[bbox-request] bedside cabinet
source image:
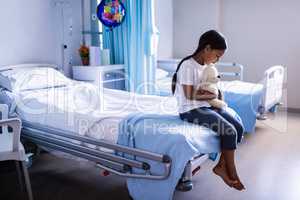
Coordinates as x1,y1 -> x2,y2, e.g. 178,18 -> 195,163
72,65 -> 126,90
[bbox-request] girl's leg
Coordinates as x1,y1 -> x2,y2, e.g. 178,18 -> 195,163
217,151 -> 226,166
217,108 -> 245,143
215,109 -> 246,189
180,107 -> 238,150
222,149 -> 245,190
212,152 -> 234,187
180,107 -> 244,190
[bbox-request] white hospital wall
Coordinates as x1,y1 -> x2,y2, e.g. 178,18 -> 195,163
173,0 -> 220,58
155,0 -> 174,59
173,0 -> 300,109
0,0 -> 82,76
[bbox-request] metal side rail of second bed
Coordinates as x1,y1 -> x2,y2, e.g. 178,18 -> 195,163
257,65 -> 285,120
21,121 -> 172,180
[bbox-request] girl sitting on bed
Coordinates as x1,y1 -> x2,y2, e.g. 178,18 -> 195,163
172,30 -> 245,190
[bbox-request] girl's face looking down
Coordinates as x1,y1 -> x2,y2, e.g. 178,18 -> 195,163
202,45 -> 225,65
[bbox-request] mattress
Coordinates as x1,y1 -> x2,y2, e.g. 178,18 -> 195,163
219,80 -> 263,95
0,82 -> 178,144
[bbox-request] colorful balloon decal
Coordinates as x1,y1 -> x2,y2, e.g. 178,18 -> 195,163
97,0 -> 126,28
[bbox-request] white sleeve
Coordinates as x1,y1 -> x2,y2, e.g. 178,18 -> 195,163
177,62 -> 194,85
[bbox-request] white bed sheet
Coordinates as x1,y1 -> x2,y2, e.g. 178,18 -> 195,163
219,80 -> 263,95
3,81 -> 178,144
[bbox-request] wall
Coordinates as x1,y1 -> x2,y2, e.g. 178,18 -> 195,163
173,0 -> 220,58
0,0 -> 82,76
0,0 -> 174,75
220,0 -> 299,109
155,0 -> 174,59
173,0 -> 300,109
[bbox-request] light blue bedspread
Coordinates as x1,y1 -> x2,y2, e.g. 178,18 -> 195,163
220,81 -> 264,133
117,108 -> 241,200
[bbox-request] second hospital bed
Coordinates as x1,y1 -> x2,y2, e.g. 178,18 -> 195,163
0,63 -> 244,200
155,59 -> 285,133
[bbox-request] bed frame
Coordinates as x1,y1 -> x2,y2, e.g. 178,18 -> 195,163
0,63 -> 209,192
157,59 -> 285,119
216,63 -> 285,119
157,59 -> 244,81
258,65 -> 285,118
20,121 -> 206,191
21,121 -> 172,180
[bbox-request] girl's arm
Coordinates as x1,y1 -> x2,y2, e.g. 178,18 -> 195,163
182,85 -> 217,101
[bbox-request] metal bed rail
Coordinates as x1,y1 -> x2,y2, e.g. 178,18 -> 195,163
257,65 -> 285,119
21,121 -> 172,180
157,59 -> 244,81
215,62 -> 244,81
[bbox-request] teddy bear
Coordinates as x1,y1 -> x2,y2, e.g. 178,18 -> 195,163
198,64 -> 227,109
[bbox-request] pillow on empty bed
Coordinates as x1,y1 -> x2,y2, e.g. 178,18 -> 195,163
0,67 -> 71,92
156,68 -> 169,79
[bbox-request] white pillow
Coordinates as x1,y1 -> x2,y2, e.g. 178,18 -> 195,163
0,67 -> 71,92
156,68 -> 169,79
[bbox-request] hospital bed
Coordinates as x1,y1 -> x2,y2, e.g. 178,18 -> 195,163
0,63 -> 237,199
156,59 -> 285,133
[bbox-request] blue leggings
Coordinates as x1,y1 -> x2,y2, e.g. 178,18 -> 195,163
179,107 -> 244,150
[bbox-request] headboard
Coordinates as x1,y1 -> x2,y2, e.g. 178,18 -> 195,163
157,59 -> 181,77
215,62 -> 244,81
157,59 -> 244,81
0,63 -> 59,72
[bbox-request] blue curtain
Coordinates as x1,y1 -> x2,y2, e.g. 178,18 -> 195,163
103,0 -> 159,94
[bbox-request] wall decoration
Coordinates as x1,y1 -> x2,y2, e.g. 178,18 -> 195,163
97,0 -> 126,28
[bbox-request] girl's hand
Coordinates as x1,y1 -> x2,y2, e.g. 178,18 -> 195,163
212,107 -> 220,112
195,89 -> 217,100
196,89 -> 214,95
182,85 -> 217,101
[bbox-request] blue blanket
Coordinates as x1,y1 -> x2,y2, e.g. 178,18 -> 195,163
117,108 -> 241,200
221,81 -> 264,133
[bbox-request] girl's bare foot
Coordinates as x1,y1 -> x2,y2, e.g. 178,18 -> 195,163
219,150 -> 246,191
232,180 -> 245,191
226,167 -> 245,191
213,164 -> 234,188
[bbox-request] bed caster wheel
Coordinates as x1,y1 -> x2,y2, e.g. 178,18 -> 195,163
25,153 -> 34,168
257,114 -> 267,120
269,103 -> 282,113
176,180 -> 193,192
